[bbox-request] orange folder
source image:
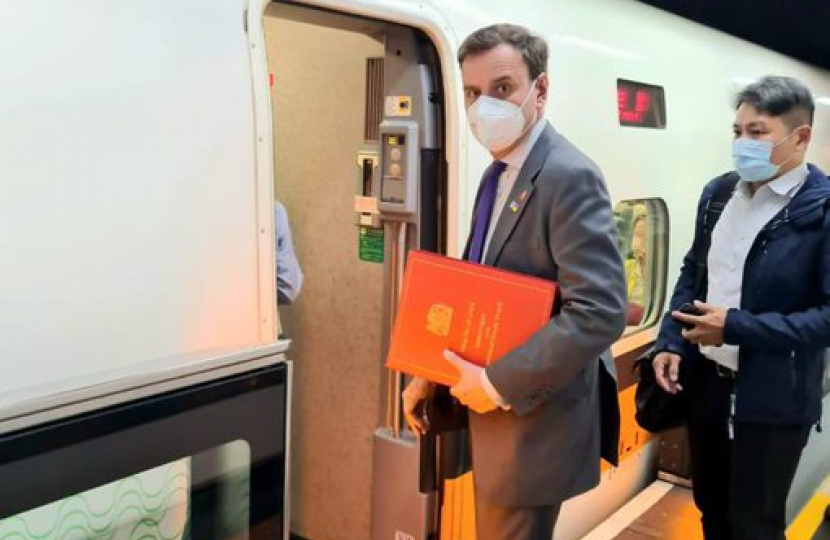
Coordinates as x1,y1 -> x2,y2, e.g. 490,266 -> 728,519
386,251 -> 558,386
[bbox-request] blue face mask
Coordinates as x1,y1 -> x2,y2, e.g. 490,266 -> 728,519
732,130 -> 798,182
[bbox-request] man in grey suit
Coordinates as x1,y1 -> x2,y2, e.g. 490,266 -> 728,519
402,24 -> 627,540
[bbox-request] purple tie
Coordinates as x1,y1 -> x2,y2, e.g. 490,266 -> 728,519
467,160 -> 507,264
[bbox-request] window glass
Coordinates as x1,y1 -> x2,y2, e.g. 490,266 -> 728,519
613,198 -> 669,334
0,441 -> 251,540
0,363 -> 287,540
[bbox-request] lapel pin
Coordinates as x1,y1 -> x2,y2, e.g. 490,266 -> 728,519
509,200 -> 520,213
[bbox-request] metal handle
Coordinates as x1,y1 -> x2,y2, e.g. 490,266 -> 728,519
383,220 -> 409,438
384,222 -> 399,432
392,222 -> 408,437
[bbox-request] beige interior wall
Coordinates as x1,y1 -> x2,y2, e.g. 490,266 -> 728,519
264,8 -> 386,540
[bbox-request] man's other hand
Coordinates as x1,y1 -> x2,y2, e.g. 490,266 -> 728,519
445,350 -> 498,414
402,377 -> 433,436
653,352 -> 683,394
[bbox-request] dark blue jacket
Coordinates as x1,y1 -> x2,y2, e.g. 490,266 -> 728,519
656,164 -> 830,426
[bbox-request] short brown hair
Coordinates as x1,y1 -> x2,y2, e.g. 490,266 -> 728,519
458,24 -> 548,80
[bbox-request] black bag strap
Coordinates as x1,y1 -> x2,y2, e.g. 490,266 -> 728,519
693,171 -> 740,298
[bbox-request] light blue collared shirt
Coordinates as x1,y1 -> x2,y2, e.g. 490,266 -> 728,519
275,201 -> 303,304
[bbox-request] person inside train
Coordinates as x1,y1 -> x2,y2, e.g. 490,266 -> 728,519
625,210 -> 649,325
653,76 -> 830,540
274,199 -> 303,305
402,23 -> 627,540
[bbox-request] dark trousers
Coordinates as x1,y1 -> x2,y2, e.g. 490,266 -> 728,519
687,360 -> 811,540
474,491 -> 561,540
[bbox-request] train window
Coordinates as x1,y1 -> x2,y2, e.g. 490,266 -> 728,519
0,441 -> 252,540
617,79 -> 667,129
613,198 -> 669,334
0,363 -> 288,540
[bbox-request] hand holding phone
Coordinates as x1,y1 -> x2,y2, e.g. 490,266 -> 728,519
675,302 -> 704,329
678,302 -> 704,316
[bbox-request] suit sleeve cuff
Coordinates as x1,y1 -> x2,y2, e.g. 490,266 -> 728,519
723,308 -> 744,345
481,370 -> 511,410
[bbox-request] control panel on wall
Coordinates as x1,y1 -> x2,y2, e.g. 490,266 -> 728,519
378,120 -> 419,218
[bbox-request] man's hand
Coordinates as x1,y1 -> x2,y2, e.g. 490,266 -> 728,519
652,352 -> 683,394
445,350 -> 498,414
402,377 -> 433,436
673,300 -> 727,346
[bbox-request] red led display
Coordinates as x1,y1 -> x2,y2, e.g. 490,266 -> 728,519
617,79 -> 666,129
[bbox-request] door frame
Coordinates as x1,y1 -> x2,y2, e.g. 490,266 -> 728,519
246,0 -> 467,259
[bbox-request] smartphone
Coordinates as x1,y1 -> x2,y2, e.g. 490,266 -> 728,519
676,302 -> 704,329
678,302 -> 704,316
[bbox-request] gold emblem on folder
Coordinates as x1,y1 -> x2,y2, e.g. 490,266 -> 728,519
426,304 -> 453,337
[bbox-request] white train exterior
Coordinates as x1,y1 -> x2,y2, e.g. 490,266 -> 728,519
1,0 -> 828,539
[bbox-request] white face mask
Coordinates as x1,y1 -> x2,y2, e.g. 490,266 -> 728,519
467,79 -> 538,153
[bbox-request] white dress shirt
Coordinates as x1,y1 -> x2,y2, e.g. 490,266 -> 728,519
701,162 -> 809,370
480,119 -> 546,408
482,119 -> 547,256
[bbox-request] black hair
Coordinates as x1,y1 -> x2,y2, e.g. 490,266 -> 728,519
734,76 -> 815,128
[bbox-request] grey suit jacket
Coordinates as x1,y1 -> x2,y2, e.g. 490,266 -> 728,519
463,122 -> 627,506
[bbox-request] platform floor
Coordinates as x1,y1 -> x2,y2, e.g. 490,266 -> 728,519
612,484 -> 702,540
583,480 -> 703,540
583,478 -> 830,540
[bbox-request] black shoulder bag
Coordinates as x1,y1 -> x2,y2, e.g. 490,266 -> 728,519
634,172 -> 739,432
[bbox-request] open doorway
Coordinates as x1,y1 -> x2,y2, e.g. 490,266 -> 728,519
263,4 -> 446,539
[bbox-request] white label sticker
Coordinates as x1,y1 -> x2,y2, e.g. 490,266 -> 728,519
354,196 -> 379,214
385,96 -> 413,117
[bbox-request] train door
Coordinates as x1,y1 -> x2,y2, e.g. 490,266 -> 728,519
262,4 -> 446,539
